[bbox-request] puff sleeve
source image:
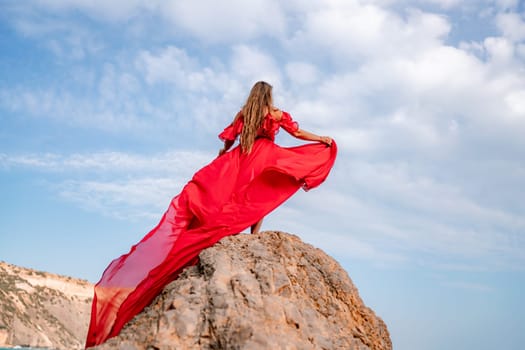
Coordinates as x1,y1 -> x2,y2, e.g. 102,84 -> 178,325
280,111 -> 299,134
218,115 -> 244,141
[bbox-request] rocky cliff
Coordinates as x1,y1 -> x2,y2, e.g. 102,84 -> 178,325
0,261 -> 93,349
93,231 -> 391,350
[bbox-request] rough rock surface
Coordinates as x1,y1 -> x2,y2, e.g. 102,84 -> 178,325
0,261 -> 93,349
93,231 -> 392,350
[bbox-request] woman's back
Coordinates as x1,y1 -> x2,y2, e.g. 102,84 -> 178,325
219,110 -> 299,143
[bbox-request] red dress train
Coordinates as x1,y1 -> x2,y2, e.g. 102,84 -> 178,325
85,112 -> 337,347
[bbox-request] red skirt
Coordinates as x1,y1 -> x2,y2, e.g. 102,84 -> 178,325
85,139 -> 337,347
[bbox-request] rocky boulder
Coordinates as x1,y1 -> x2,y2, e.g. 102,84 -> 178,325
94,231 -> 391,350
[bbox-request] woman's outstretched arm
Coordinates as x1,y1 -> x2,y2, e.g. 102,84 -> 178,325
291,128 -> 332,146
273,108 -> 332,146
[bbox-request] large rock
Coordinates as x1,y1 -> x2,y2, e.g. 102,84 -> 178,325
0,261 -> 93,349
94,231 -> 391,350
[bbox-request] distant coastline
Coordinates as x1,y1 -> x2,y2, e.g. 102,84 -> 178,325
0,261 -> 92,350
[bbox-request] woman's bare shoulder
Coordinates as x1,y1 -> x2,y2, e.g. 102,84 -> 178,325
269,107 -> 283,121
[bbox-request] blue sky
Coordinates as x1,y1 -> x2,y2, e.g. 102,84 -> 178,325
1,0 -> 524,349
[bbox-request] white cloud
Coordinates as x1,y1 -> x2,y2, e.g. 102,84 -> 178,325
288,5 -> 450,64
31,0 -> 152,22
284,157 -> 525,269
1,150 -> 213,220
58,178 -> 182,219
0,86 -> 150,132
329,128 -> 380,153
134,45 -> 249,132
505,90 -> 525,116
494,0 -> 520,11
496,12 -> 525,42
0,150 -> 211,175
137,46 -> 208,89
159,0 -> 286,43
230,45 -> 283,88
285,62 -> 319,86
484,36 -> 516,65
6,6 -> 105,60
421,0 -> 463,8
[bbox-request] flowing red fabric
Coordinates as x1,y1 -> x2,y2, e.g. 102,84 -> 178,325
85,112 -> 337,348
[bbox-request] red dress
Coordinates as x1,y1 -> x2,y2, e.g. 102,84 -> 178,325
85,112 -> 337,347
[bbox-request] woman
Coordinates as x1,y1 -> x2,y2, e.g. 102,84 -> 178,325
85,81 -> 337,348
218,81 -> 333,234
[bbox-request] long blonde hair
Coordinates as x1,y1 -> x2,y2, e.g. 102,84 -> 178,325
239,81 -> 273,153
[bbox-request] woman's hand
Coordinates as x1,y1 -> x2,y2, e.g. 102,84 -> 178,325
319,136 -> 332,146
218,139 -> 235,157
